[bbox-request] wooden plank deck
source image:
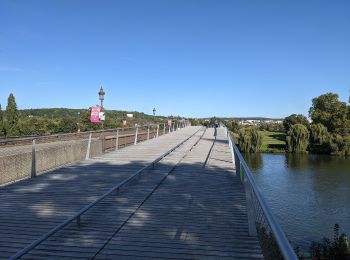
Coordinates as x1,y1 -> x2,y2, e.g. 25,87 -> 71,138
0,127 -> 263,259
0,127 -> 201,259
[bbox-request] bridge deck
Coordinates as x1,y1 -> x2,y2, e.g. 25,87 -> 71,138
0,127 -> 262,259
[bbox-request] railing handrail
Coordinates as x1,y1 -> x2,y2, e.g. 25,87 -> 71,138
0,122 -> 180,144
225,127 -> 298,260
9,126 -> 201,260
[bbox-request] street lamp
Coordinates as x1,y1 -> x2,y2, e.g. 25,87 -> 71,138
153,108 -> 156,116
98,86 -> 105,108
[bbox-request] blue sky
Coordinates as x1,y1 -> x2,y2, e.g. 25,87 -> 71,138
0,0 -> 349,118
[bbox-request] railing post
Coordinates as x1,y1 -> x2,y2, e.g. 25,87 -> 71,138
246,185 -> 257,236
85,133 -> 92,160
147,125 -> 150,140
115,129 -> 119,151
156,125 -> 159,138
101,132 -> 105,152
31,139 -> 36,178
134,127 -> 138,145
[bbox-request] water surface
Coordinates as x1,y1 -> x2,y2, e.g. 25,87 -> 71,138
245,153 -> 350,251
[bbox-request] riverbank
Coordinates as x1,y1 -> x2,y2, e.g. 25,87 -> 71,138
259,130 -> 286,153
231,130 -> 287,153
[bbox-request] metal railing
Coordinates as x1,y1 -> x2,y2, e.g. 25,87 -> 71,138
0,121 -> 191,186
225,127 -> 298,260
9,126 -> 201,260
0,120 -> 191,147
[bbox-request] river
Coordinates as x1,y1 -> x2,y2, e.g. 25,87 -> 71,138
244,153 -> 350,252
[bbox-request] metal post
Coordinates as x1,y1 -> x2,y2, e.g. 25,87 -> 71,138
86,133 -> 92,160
31,139 -> 36,178
247,185 -> 257,236
115,129 -> 119,151
147,126 -> 150,140
101,132 -> 105,152
156,125 -> 159,138
134,127 -> 138,145
163,123 -> 166,135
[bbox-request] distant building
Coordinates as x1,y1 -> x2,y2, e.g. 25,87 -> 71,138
126,114 -> 133,118
238,119 -> 283,126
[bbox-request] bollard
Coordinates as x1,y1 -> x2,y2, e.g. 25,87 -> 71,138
134,127 -> 138,145
115,129 -> 119,151
156,125 -> 159,138
31,139 -> 36,178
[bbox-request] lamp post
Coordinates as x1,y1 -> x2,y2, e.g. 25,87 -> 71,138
98,86 -> 105,129
98,86 -> 105,109
153,108 -> 156,116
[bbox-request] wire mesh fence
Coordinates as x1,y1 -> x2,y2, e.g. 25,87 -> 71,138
226,127 -> 298,260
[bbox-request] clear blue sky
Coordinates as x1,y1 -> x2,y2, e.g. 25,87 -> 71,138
0,0 -> 349,118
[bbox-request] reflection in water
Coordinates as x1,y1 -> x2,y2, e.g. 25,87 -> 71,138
285,153 -> 309,171
246,153 -> 350,252
243,153 -> 263,171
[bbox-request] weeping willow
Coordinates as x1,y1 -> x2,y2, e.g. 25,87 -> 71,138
286,124 -> 309,153
238,127 -> 262,153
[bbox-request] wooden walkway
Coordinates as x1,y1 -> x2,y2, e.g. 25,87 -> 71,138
0,127 -> 263,259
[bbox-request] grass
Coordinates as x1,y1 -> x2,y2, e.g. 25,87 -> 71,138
259,130 -> 286,153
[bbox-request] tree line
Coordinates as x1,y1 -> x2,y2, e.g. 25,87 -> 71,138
0,93 -> 167,137
227,92 -> 350,156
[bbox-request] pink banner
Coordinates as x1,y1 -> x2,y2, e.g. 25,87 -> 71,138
90,106 -> 101,123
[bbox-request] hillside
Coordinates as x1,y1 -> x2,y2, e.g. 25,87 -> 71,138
19,108 -> 161,120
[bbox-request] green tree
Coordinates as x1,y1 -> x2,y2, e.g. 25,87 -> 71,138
5,93 -> 20,136
283,114 -> 310,132
309,93 -> 349,135
238,127 -> 263,153
309,123 -> 330,154
80,109 -> 99,131
189,118 -> 200,126
310,123 -> 329,145
56,117 -> 77,133
229,120 -> 240,133
0,104 -> 4,136
328,134 -> 350,156
310,224 -> 350,259
286,124 -> 309,153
